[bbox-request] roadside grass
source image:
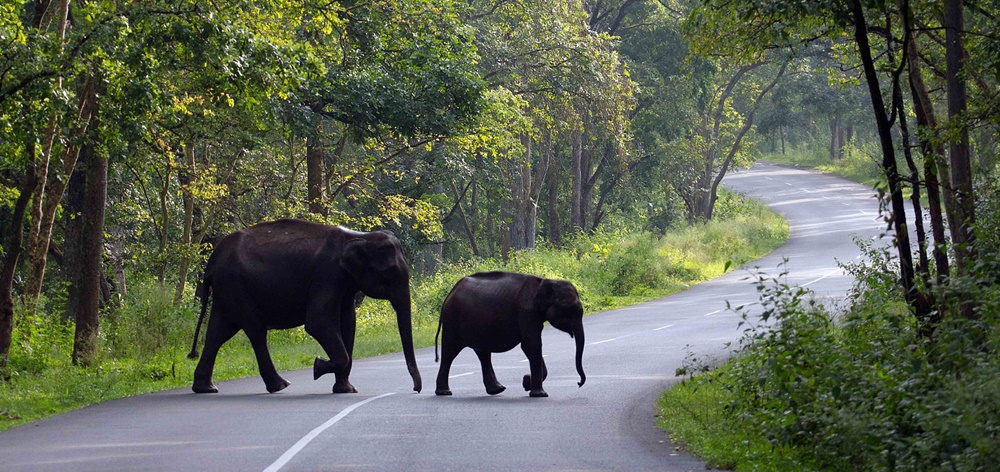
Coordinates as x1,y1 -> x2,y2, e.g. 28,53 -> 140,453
0,191 -> 787,432
761,142 -> 884,187
658,365 -> 812,472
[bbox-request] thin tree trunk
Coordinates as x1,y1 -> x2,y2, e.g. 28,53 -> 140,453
851,0 -> 916,304
570,124 -> 583,232
449,181 -> 480,257
23,70 -> 99,305
547,138 -> 562,247
0,143 -> 37,374
174,143 -> 197,304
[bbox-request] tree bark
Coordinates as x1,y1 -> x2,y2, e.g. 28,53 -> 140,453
72,116 -> 107,366
173,143 -> 197,304
449,180 -> 480,257
0,143 -> 37,374
943,0 -> 976,273
23,70 -> 99,306
570,124 -> 583,232
850,0 -> 916,303
306,116 -> 327,216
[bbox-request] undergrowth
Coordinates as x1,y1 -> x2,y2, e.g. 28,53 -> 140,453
659,239 -> 1000,471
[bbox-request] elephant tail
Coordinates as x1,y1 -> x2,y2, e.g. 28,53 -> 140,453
187,279 -> 210,359
434,315 -> 441,363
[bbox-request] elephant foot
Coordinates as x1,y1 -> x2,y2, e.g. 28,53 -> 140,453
435,388 -> 453,396
522,374 -> 531,391
529,389 -> 549,398
266,378 -> 291,393
332,380 -> 358,394
313,357 -> 337,380
485,383 -> 506,395
192,382 -> 218,394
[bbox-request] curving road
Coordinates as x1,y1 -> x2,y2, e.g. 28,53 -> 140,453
0,163 -> 886,471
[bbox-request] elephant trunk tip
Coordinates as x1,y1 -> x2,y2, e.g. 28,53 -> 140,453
577,376 -> 586,388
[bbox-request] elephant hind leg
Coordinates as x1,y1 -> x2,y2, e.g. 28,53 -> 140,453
244,328 -> 290,393
435,343 -> 463,396
474,349 -> 505,395
192,312 -> 240,394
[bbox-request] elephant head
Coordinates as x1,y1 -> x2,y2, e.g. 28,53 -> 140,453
536,279 -> 587,387
341,231 -> 421,392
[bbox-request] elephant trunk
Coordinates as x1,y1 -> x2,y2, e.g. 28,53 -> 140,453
574,324 -> 586,387
391,291 -> 422,393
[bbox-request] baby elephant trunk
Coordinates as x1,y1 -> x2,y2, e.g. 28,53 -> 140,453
574,325 -> 586,387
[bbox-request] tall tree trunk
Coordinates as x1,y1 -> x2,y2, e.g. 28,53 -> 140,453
850,0 -> 916,304
174,143 -> 197,304
73,113 -> 107,366
905,8 -> 950,283
449,180 -> 480,257
546,138 -> 562,247
943,0 -> 976,273
830,114 -> 842,160
63,151 -> 88,322
570,124 -> 583,232
0,143 -> 38,375
23,70 -> 99,307
306,116 -> 327,216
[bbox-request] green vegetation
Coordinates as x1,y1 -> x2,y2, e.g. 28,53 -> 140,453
0,194 -> 787,432
659,182 -> 1000,471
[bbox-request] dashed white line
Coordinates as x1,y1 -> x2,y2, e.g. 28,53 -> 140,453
802,268 -> 842,287
653,324 -> 674,331
449,372 -> 474,379
703,309 -> 723,317
263,393 -> 394,472
589,337 -> 621,346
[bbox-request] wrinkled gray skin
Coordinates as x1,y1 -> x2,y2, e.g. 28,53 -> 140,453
188,219 -> 421,394
434,271 -> 586,398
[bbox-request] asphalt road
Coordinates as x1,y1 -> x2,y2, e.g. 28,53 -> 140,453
0,163 -> 887,471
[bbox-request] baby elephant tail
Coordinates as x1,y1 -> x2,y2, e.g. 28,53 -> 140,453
434,315 -> 442,363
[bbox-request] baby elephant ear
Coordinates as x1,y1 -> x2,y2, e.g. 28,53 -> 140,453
340,238 -> 368,277
534,278 -> 556,315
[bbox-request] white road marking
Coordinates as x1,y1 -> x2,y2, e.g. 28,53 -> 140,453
262,393 -> 394,472
449,372 -> 474,379
590,337 -> 623,346
703,309 -> 723,317
801,268 -> 841,287
653,324 -> 674,331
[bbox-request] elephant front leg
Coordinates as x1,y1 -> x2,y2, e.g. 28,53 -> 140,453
305,299 -> 355,393
332,299 -> 358,393
521,343 -> 548,398
474,349 -> 505,395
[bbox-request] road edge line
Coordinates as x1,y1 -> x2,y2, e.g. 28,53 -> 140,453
262,392 -> 395,472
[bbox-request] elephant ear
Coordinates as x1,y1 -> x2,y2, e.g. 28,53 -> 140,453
533,279 -> 557,318
340,238 -> 369,279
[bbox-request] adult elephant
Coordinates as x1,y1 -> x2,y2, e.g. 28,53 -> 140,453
187,219 -> 421,395
434,271 -> 586,397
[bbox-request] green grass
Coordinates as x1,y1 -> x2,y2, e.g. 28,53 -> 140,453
0,193 -> 787,432
761,142 -> 884,188
658,366 -> 813,472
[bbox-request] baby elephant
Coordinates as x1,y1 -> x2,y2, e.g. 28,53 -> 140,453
434,271 -> 586,397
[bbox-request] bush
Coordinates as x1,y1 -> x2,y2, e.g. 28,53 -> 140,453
668,240 -> 1000,471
